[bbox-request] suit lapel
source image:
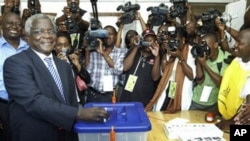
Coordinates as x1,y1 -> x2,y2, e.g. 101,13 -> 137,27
26,49 -> 67,103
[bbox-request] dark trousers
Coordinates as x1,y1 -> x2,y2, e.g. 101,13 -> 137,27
0,99 -> 11,141
57,128 -> 78,141
86,87 -> 113,103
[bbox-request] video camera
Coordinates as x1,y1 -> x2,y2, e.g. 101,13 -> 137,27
198,8 -> 221,35
147,3 -> 169,26
170,0 -> 188,18
167,26 -> 180,51
85,0 -> 108,50
28,0 -> 41,15
85,28 -> 108,50
134,38 -> 151,48
116,1 -> 140,27
191,40 -> 210,58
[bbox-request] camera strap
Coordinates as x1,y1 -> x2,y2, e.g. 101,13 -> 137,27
124,52 -> 145,93
167,56 -> 179,81
132,52 -> 145,75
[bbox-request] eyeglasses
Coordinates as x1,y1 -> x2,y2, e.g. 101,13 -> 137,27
31,29 -> 56,36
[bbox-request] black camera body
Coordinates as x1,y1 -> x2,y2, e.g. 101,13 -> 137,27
116,1 -> 140,26
66,16 -> 79,34
198,8 -> 221,35
191,41 -> 211,58
168,39 -> 180,51
167,26 -> 180,51
85,18 -> 108,50
147,3 -> 169,26
134,38 -> 151,48
170,0 -> 188,18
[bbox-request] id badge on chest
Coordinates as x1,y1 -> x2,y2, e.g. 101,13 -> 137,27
199,86 -> 212,102
168,81 -> 177,99
103,75 -> 113,92
124,74 -> 138,92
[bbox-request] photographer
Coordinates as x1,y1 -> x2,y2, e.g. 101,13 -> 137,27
146,3 -> 169,28
156,24 -> 170,72
116,1 -> 140,28
115,11 -> 147,101
168,0 -> 195,26
116,11 -> 147,49
86,25 -> 127,103
120,29 -> 161,107
189,33 -> 231,112
55,0 -> 89,50
215,16 -> 238,55
145,26 -> 195,112
54,31 -> 90,105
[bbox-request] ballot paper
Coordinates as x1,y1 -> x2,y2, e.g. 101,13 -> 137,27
164,122 -> 225,141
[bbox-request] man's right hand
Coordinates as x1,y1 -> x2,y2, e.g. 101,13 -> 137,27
77,107 -> 109,122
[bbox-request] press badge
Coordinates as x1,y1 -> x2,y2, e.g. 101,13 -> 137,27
124,74 -> 138,92
168,81 -> 177,99
200,86 -> 212,102
103,75 -> 113,92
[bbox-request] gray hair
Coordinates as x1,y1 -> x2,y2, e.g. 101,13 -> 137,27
24,14 -> 56,35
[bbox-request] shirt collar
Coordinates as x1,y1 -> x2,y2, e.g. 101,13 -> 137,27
0,36 -> 29,50
31,48 -> 53,61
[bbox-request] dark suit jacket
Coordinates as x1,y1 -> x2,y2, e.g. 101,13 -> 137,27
3,48 -> 79,141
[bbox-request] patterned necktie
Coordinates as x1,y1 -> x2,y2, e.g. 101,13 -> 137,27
44,57 -> 66,102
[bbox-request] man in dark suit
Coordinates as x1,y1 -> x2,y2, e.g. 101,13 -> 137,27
3,14 -> 109,141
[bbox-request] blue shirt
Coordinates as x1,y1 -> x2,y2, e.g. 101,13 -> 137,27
0,37 -> 29,100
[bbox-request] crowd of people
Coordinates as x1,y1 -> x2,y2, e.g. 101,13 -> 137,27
0,0 -> 250,141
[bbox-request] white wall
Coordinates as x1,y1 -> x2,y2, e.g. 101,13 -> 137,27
9,1 -> 175,46
0,0 -> 238,30
0,0 -> 241,47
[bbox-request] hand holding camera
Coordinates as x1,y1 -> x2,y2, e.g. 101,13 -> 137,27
196,52 -> 208,66
147,3 -> 169,26
57,49 -> 68,62
191,40 -> 210,58
116,1 -> 140,27
149,41 -> 160,57
169,0 -> 188,18
134,37 -> 151,48
95,38 -> 104,54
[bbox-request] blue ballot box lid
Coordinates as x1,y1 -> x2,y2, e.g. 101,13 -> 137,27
74,102 -> 151,133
